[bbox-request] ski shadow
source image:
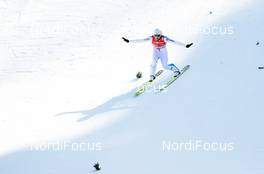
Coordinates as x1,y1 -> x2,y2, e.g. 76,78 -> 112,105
56,89 -> 137,122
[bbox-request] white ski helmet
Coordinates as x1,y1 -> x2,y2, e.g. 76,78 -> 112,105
153,28 -> 162,35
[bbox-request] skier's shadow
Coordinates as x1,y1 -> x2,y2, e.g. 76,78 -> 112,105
56,89 -> 136,122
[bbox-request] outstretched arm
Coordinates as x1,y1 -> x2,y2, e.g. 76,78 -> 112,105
165,36 -> 193,48
122,36 -> 152,43
164,36 -> 186,46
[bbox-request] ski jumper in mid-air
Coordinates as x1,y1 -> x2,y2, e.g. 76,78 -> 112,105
122,28 -> 193,82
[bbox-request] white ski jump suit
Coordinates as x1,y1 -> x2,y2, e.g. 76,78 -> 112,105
130,35 -> 185,76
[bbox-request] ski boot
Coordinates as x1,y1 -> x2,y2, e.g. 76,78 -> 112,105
149,75 -> 156,82
174,70 -> 181,77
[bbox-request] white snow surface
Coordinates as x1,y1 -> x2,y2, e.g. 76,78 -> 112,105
0,0 -> 263,173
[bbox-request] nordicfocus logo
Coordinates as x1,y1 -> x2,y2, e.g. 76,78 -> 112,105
186,25 -> 235,36
162,140 -> 235,152
202,25 -> 235,35
29,141 -> 102,152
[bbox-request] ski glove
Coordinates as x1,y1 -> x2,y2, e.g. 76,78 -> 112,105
186,43 -> 193,48
122,37 -> 129,43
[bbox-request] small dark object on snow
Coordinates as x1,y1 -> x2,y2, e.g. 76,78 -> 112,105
93,162 -> 101,171
136,71 -> 142,79
209,11 -> 213,14
256,42 -> 260,45
122,37 -> 129,43
258,66 -> 264,69
186,43 -> 193,48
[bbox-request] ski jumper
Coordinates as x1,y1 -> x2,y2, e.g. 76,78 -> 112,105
129,35 -> 185,76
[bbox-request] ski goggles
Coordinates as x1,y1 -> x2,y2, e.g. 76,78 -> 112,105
154,34 -> 161,39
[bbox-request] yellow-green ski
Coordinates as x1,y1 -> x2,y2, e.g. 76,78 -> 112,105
134,70 -> 163,96
159,65 -> 190,92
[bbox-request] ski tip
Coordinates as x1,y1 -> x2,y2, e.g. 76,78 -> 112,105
182,65 -> 190,71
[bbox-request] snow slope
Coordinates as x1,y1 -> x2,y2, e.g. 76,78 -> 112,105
0,0 -> 263,173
